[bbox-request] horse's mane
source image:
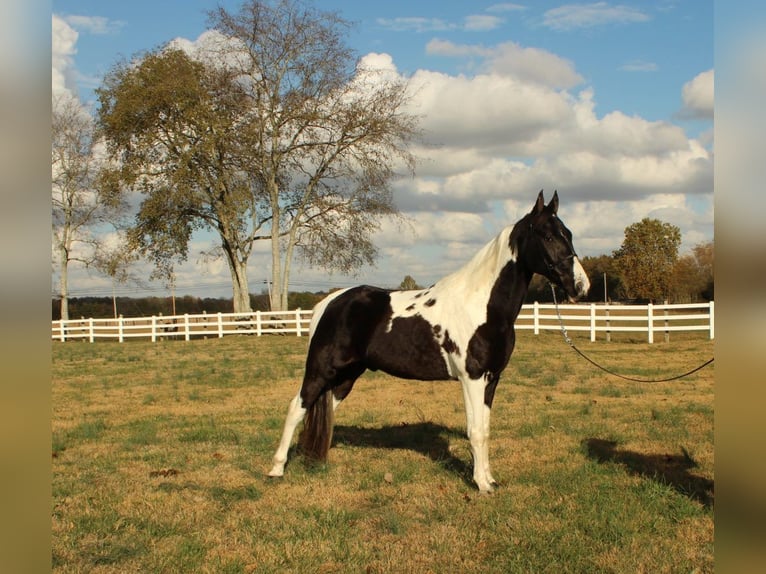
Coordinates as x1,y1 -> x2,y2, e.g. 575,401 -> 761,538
434,214 -> 531,296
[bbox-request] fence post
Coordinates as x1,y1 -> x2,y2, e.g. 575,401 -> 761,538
118,314 -> 124,343
664,302 -> 670,343
647,303 -> 653,344
295,308 -> 302,336
590,303 -> 596,342
533,301 -> 539,335
217,312 -> 224,338
254,310 -> 261,336
151,316 -> 157,343
184,314 -> 190,341
709,301 -> 715,339
605,306 -> 611,343
88,318 -> 94,343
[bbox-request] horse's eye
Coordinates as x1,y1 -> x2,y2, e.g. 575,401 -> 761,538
545,234 -> 553,242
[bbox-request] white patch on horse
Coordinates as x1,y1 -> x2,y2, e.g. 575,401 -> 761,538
386,226 -> 516,379
573,256 -> 590,297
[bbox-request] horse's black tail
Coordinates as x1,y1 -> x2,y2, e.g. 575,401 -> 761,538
299,388 -> 334,462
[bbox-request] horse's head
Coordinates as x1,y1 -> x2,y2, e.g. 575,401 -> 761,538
518,190 -> 590,301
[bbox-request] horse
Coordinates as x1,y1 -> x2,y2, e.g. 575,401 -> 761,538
267,190 -> 590,492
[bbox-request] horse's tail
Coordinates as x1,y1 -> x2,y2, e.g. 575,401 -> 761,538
299,388 -> 334,462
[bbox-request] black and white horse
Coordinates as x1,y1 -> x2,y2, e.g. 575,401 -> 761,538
268,191 -> 590,491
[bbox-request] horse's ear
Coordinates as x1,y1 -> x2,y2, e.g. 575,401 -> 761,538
547,190 -> 559,214
532,190 -> 545,215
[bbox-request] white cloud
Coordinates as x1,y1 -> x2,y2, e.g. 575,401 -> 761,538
487,3 -> 527,13
680,69 -> 714,119
543,2 -> 650,31
61,15 -> 123,35
407,68 -> 575,152
426,39 -> 582,89
376,17 -> 455,33
464,15 -> 503,31
52,15 -> 78,97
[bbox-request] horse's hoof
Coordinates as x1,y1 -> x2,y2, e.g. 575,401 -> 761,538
266,467 -> 285,478
477,483 -> 496,494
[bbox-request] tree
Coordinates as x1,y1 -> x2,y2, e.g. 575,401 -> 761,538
580,254 -> 622,303
692,241 -> 714,300
97,0 -> 419,313
613,218 -> 681,302
208,0 -> 419,310
52,94 -> 123,321
669,240 -> 714,302
398,275 -> 422,290
97,48 -> 261,313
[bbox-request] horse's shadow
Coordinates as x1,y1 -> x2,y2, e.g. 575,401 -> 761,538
331,422 -> 474,487
582,438 -> 714,508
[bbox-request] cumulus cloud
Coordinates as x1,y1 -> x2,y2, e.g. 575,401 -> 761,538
680,69 -> 714,119
52,15 -> 78,97
543,2 -> 650,31
426,39 -> 582,89
377,41 -> 713,275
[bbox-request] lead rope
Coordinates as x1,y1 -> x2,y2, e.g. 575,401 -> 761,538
549,284 -> 714,383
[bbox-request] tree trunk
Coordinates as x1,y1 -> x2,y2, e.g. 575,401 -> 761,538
58,243 -> 69,322
223,247 -> 252,314
269,182 -> 285,311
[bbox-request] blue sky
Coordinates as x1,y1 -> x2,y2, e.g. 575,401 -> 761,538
52,1 -> 714,298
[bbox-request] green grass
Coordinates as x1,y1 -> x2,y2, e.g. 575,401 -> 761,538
52,333 -> 714,573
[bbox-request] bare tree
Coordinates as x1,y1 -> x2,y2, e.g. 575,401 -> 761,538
91,233 -> 142,318
209,0 -> 419,310
52,95 -> 123,320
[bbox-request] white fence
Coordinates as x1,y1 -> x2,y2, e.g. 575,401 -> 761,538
52,301 -> 714,344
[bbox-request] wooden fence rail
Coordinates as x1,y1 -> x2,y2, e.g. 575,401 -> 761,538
52,302 -> 714,344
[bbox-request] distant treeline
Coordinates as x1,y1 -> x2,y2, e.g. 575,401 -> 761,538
54,286 -> 569,320
53,292 -> 327,320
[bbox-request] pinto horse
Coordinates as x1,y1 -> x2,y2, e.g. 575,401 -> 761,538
268,190 -> 590,491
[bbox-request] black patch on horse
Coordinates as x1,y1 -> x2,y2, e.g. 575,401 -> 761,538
442,329 -> 460,356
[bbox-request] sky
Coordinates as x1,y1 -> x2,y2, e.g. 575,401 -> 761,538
52,0 -> 714,300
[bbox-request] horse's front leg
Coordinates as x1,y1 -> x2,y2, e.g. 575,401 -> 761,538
463,377 -> 498,492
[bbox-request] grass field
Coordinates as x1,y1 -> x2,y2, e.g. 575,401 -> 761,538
52,331 -> 714,573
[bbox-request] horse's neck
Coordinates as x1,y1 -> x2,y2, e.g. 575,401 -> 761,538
436,226 -> 519,299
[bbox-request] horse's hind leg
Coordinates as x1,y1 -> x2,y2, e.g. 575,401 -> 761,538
330,364 -> 365,412
267,391 -> 306,477
268,363 -> 363,476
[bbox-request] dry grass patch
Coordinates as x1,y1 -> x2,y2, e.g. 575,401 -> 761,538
53,333 -> 713,573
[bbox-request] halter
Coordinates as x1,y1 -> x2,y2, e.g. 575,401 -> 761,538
541,227 -> 577,271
